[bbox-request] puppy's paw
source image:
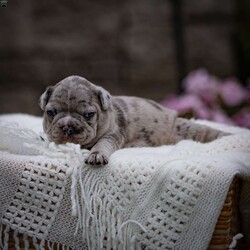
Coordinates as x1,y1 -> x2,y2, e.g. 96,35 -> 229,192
85,151 -> 109,166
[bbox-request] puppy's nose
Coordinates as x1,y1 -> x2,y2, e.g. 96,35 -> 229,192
62,125 -> 77,136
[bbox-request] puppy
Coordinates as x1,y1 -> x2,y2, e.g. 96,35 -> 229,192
39,76 -> 227,165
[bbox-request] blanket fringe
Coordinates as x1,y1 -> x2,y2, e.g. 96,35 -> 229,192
69,163 -> 148,249
0,223 -> 2,249
229,233 -> 243,249
13,230 -> 20,250
24,234 -> 30,249
3,224 -> 10,250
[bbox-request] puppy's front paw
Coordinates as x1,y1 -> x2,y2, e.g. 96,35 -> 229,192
85,151 -> 109,166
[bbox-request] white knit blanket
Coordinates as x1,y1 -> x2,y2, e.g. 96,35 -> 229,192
0,114 -> 250,250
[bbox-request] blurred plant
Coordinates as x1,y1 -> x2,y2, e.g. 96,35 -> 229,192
162,69 -> 250,128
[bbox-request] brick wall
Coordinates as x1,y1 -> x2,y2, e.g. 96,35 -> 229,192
0,0 -> 238,115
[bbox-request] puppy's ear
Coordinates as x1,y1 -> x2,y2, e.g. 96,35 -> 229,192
97,87 -> 112,111
39,86 -> 54,110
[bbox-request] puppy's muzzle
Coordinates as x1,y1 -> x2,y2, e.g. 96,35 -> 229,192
61,125 -> 80,136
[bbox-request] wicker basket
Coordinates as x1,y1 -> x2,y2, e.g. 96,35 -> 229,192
5,178 -> 240,250
208,177 -> 240,249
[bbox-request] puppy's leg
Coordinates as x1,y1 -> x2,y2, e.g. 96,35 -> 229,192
174,118 -> 229,143
124,141 -> 149,148
85,133 -> 125,165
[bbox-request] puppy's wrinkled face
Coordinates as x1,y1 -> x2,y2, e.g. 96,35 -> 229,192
39,76 -> 112,147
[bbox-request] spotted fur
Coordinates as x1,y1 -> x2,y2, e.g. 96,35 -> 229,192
40,75 -> 228,165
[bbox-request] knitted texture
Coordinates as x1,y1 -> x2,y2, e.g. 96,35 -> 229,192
0,114 -> 250,250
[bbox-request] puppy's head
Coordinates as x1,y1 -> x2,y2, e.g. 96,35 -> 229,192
39,76 -> 113,147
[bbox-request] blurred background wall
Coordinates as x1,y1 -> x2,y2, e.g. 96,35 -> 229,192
0,0 -> 249,115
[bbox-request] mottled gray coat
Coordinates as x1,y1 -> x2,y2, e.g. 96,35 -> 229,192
39,76 -> 227,165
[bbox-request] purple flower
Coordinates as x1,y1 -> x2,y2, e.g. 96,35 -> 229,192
194,106 -> 211,120
210,108 -> 235,125
233,108 -> 250,129
162,94 -> 200,114
182,69 -> 220,104
162,94 -> 211,119
161,69 -> 249,128
220,79 -> 249,106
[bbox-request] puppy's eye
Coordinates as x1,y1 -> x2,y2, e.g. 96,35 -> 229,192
47,109 -> 57,117
83,112 -> 95,120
